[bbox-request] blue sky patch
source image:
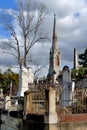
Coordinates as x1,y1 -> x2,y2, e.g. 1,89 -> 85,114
74,12 -> 80,17
0,0 -> 15,9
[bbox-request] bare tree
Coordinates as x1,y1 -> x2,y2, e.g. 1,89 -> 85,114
0,0 -> 47,70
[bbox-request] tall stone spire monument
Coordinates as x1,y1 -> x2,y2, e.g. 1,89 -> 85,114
74,48 -> 78,69
48,14 -> 61,83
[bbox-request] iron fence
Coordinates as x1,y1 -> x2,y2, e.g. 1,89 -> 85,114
28,82 -> 87,114
57,87 -> 87,114
28,90 -> 45,114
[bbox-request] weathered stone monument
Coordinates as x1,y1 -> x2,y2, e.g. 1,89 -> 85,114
44,87 -> 58,124
0,88 -> 3,98
4,95 -> 11,110
17,67 -> 34,97
24,87 -> 58,123
60,66 -> 72,107
28,67 -> 34,85
48,14 -> 61,83
74,48 -> 78,69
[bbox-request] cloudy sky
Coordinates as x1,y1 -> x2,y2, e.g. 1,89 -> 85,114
0,0 -> 87,77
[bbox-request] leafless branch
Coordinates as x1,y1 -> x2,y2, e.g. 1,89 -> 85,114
0,0 -> 47,70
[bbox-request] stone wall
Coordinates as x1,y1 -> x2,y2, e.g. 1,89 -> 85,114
1,114 -> 23,130
59,121 -> 87,130
24,120 -> 87,130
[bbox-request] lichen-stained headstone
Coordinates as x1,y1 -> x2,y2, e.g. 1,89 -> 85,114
60,66 -> 72,107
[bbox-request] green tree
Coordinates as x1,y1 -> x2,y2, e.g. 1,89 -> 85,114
79,48 -> 87,67
71,67 -> 85,81
0,69 -> 18,95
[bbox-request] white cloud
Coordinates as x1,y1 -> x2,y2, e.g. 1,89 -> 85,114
0,0 -> 87,76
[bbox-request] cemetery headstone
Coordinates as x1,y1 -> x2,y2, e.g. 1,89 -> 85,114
17,67 -> 34,97
4,95 -> 11,110
0,88 -> 3,98
60,66 -> 72,107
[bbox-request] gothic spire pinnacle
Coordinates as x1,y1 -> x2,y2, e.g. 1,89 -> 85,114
53,14 -> 56,37
52,14 -> 58,49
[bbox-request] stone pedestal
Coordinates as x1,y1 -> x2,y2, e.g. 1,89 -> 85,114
24,90 -> 32,119
44,87 -> 58,124
17,67 -> 34,97
17,67 -> 28,97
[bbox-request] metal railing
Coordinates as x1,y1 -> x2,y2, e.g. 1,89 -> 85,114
57,87 -> 87,114
28,82 -> 87,115
28,90 -> 45,114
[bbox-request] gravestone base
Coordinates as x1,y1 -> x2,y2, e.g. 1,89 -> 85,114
44,112 -> 58,124
17,87 -> 28,97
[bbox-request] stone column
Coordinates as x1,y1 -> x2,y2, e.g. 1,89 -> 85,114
24,90 -> 32,119
71,79 -> 75,104
74,48 -> 78,69
44,87 -> 58,124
